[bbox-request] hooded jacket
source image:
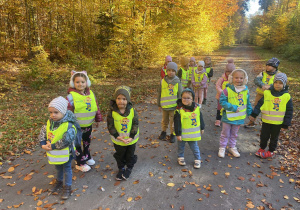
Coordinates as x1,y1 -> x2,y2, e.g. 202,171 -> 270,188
251,85 -> 293,129
174,99 -> 205,136
157,75 -> 183,111
107,100 -> 139,139
66,87 -> 103,123
39,110 -> 77,150
220,84 -> 252,125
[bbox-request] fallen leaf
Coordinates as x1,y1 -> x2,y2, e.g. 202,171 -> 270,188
83,185 -> 88,189
32,186 -> 36,193
246,201 -> 255,208
2,176 -> 13,179
167,183 -> 175,187
198,198 -> 203,201
23,175 -> 32,180
47,175 -> 54,178
149,172 -> 154,177
43,202 -> 58,208
8,167 -> 15,173
289,178 -> 295,183
7,183 -> 16,187
279,179 -> 284,183
135,195 -> 142,201
37,200 -> 43,206
103,175 -> 107,179
238,176 -> 245,181
114,181 -> 120,186
181,169 -> 188,172
235,187 -> 242,190
120,192 -> 125,197
12,202 -> 24,208
133,180 -> 139,184
225,172 -> 230,177
213,172 -> 218,175
95,165 -> 100,169
127,197 -> 133,202
284,195 -> 289,199
0,199 -> 3,203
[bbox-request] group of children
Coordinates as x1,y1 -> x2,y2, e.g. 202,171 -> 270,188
38,56 -> 293,200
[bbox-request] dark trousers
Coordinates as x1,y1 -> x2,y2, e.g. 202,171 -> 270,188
75,125 -> 92,166
216,110 -> 222,120
260,122 -> 282,152
113,143 -> 137,169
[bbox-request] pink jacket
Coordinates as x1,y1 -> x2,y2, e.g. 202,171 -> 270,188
66,87 -> 103,123
215,73 -> 228,100
191,70 -> 208,89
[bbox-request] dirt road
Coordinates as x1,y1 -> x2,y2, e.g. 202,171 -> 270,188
0,45 -> 299,210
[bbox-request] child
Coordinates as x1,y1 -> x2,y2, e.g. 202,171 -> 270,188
67,71 -> 103,172
178,57 -> 190,89
191,61 -> 208,105
39,96 -> 77,200
161,55 -> 172,80
107,86 -> 139,180
218,69 -> 252,158
174,88 -> 205,169
249,73 -> 293,158
158,62 -> 183,143
245,57 -> 280,128
203,56 -> 214,104
188,57 -> 197,87
215,59 -> 235,127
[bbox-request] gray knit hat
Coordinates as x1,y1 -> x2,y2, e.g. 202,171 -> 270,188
114,86 -> 131,102
266,57 -> 280,69
48,96 -> 68,115
166,62 -> 178,73
274,73 -> 287,88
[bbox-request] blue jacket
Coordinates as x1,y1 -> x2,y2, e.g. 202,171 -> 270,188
220,84 -> 252,125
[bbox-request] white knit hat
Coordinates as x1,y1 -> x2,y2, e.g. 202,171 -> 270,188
69,70 -> 91,88
48,96 -> 68,115
198,61 -> 205,67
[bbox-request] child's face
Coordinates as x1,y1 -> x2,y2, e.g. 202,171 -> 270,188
197,66 -> 203,71
74,76 -> 87,93
167,69 -> 176,77
204,58 -> 211,65
266,65 -> 276,73
232,71 -> 245,86
116,94 -> 128,110
182,92 -> 193,106
273,80 -> 284,91
48,107 -> 64,122
189,61 -> 195,66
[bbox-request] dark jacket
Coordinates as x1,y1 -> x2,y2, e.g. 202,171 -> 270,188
66,87 -> 103,123
174,99 -> 205,136
206,67 -> 214,78
39,110 -> 77,150
251,85 -> 293,129
107,100 -> 139,139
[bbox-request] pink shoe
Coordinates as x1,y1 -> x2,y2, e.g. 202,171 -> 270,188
215,120 -> 221,127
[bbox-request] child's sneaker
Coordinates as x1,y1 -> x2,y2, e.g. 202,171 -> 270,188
170,134 -> 176,143
218,147 -> 226,158
159,131 -> 167,140
86,158 -> 95,166
122,168 -> 132,180
194,160 -> 201,169
49,180 -> 63,193
116,168 -> 125,181
255,148 -> 265,157
244,121 -> 255,128
178,157 -> 186,166
202,98 -> 207,105
260,151 -> 274,159
75,164 -> 91,172
215,120 -> 221,127
228,147 -> 240,157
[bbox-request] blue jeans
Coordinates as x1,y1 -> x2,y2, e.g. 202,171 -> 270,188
55,155 -> 73,186
178,141 -> 201,160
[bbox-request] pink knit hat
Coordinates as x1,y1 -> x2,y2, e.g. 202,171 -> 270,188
165,55 -> 172,62
225,59 -> 235,72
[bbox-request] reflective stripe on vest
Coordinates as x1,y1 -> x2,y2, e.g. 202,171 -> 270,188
46,121 -> 71,165
110,108 -> 139,146
260,90 -> 290,124
160,79 -> 178,108
180,67 -> 189,87
71,90 -> 97,127
179,106 -> 201,141
226,88 -> 248,121
256,72 -> 275,94
188,67 -> 196,80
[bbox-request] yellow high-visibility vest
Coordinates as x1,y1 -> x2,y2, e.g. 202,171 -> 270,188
188,66 -> 196,80
71,90 -> 97,127
206,67 -> 211,74
46,121 -> 75,165
260,90 -> 290,125
222,76 -> 229,90
193,71 -> 207,83
226,88 -> 248,121
110,108 -> 139,146
256,72 -> 276,94
160,79 -> 178,108
177,106 -> 201,141
180,67 -> 189,88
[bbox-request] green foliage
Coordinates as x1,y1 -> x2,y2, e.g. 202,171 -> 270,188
277,43 -> 300,61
